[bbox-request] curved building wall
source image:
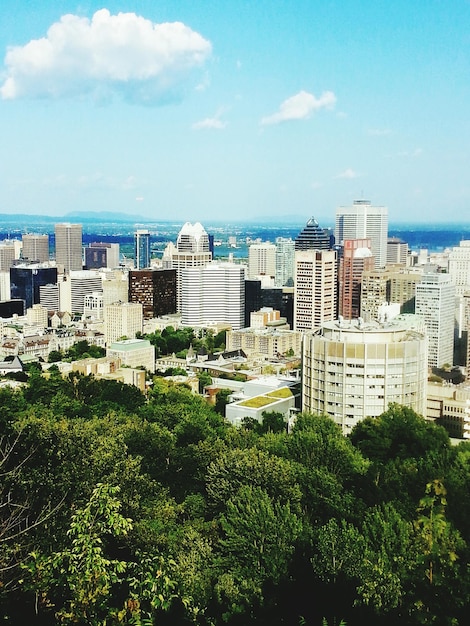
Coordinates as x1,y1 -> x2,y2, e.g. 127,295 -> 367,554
302,319 -> 428,434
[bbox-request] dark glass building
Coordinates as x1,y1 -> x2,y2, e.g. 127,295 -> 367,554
129,269 -> 176,319
10,264 -> 58,309
295,217 -> 333,251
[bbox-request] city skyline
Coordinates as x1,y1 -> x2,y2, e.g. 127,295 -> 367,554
1,1 -> 469,223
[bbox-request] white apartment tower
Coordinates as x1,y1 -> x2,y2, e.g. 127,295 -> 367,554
181,262 -> 245,329
335,200 -> 388,269
302,316 -> 428,434
415,273 -> 455,368
55,223 -> 83,272
294,249 -> 337,331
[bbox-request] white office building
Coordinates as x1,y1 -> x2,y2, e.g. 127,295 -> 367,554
335,200 -> 388,268
302,316 -> 428,434
181,262 -> 245,329
415,273 -> 455,368
162,222 -> 212,312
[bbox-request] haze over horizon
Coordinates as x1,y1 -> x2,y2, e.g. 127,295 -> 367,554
1,1 -> 469,224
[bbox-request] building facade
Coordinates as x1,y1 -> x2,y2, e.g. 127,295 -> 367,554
294,249 -> 336,331
415,273 -> 455,368
302,316 -> 428,434
104,301 -> 143,345
335,200 -> 388,268
22,234 -> 49,263
54,223 -> 83,272
181,262 -> 245,329
128,269 -> 177,320
338,239 -> 374,320
134,230 -> 151,269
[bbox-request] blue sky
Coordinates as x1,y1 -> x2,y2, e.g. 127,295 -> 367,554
0,1 -> 469,225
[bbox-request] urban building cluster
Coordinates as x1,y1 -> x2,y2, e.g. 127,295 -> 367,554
1,201 -> 470,438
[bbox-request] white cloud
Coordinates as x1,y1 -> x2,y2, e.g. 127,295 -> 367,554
192,107 -> 227,130
260,89 -> 336,125
192,117 -> 226,130
0,9 -> 212,103
334,168 -> 359,179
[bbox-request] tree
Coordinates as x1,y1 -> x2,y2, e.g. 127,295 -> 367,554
215,485 -> 302,619
25,483 -> 133,625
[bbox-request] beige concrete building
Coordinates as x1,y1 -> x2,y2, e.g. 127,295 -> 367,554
106,338 -> 155,372
104,302 -> 143,346
294,249 -> 336,331
426,382 -> 470,439
226,327 -> 302,359
302,316 -> 428,434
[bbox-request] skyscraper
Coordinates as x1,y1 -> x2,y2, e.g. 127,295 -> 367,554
275,237 -> 295,287
22,234 -> 49,263
335,200 -> 388,268
134,230 -> 151,269
294,249 -> 337,331
55,223 -> 83,272
162,222 -> 212,312
415,273 -> 455,368
248,243 -> 276,279
338,239 -> 374,320
295,217 -> 332,251
10,263 -> 58,309
128,269 -> 177,319
181,262 -> 245,329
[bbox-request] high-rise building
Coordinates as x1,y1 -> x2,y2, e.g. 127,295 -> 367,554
102,270 -> 129,306
181,262 -> 245,329
275,237 -> 295,287
10,263 -> 58,309
104,302 -> 143,345
294,249 -> 336,331
248,243 -> 276,279
302,316 -> 428,434
128,269 -> 177,319
295,217 -> 331,251
338,239 -> 374,320
162,222 -> 212,312
360,270 -> 390,322
58,270 -> 103,315
0,240 -> 19,271
134,230 -> 151,269
55,223 -> 83,272
85,242 -> 120,269
415,273 -> 455,368
22,234 -> 49,263
387,237 -> 409,266
335,200 -> 388,268
448,240 -> 470,297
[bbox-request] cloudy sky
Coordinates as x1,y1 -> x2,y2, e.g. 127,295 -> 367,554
1,1 -> 469,224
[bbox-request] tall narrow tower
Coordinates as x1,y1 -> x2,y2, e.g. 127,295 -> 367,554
134,230 -> 151,269
55,223 -> 83,272
335,200 -> 388,269
294,249 -> 337,331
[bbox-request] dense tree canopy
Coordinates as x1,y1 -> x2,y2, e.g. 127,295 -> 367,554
1,370 -> 469,625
